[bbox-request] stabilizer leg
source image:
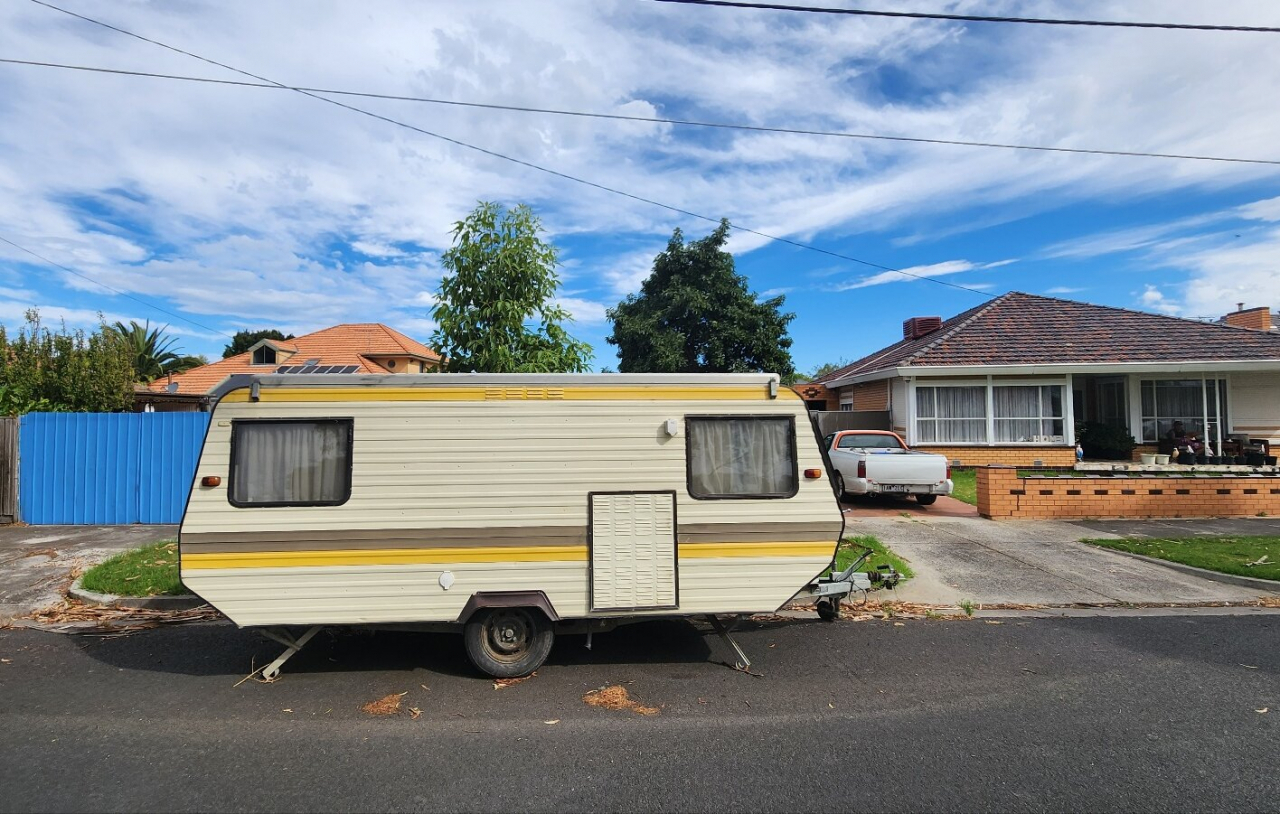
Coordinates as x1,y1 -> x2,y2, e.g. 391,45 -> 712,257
706,615 -> 753,672
259,626 -> 323,680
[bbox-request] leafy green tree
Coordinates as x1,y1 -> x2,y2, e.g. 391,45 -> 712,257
108,320 -> 204,383
804,359 -> 850,381
222,329 -> 294,358
607,220 -> 795,375
0,311 -> 135,414
430,201 -> 592,373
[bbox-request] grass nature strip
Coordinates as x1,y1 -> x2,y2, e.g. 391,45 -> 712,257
80,540 -> 185,597
1083,536 -> 1278,581
833,535 -> 915,581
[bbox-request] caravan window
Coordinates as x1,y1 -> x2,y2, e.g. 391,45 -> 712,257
686,416 -> 798,500
229,419 -> 353,507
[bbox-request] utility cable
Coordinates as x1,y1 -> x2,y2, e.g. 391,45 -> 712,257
28,0 -> 995,297
4,57 -> 1278,167
649,0 -> 1280,33
0,234 -> 234,338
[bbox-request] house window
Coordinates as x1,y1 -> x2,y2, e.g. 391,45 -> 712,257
915,386 -> 987,443
251,346 -> 276,365
839,401 -> 853,412
1139,379 -> 1225,443
993,385 -> 1065,443
686,416 -> 797,499
229,419 -> 353,507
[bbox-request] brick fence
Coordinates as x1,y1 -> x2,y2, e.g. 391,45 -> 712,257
929,446 -> 1077,467
977,466 -> 1280,519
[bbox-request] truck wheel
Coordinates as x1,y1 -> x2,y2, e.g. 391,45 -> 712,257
464,607 -> 555,678
915,494 -> 938,506
834,472 -> 848,500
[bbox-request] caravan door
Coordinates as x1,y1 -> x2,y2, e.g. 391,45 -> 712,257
588,491 -> 679,612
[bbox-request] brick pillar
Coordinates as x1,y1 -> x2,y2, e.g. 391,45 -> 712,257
977,466 -> 1018,519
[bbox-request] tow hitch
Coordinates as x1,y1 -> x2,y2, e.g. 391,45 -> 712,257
807,544 -> 900,622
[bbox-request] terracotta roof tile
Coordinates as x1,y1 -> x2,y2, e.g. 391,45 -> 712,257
812,292 -> 1280,383
150,323 -> 441,395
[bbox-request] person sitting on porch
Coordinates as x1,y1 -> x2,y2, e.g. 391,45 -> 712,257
1166,421 -> 1204,459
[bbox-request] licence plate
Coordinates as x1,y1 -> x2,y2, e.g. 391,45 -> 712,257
880,484 -> 914,493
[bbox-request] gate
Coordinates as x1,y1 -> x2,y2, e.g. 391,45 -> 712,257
19,412 -> 210,525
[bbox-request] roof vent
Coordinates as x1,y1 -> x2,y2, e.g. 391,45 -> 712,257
903,316 -> 943,340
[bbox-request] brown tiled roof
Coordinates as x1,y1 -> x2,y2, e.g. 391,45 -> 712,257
812,292 -> 1280,384
149,323 -> 441,395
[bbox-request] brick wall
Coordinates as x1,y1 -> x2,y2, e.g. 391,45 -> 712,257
851,380 -> 890,411
796,383 -> 837,410
977,466 -> 1280,519
924,446 -> 1077,467
1222,306 -> 1273,332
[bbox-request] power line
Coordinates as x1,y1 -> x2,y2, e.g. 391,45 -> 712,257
0,234 -> 234,338
5,57 -> 1279,167
649,0 -> 1280,33
27,0 -> 996,298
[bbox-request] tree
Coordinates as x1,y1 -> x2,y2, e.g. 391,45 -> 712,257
430,201 -> 592,373
108,320 -> 204,383
222,329 -> 295,358
804,359 -> 850,381
0,310 -> 135,414
607,220 -> 795,375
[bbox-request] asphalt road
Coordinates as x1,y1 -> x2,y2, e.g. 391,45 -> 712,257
1,613 -> 1276,813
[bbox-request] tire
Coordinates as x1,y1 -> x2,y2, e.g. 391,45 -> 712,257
915,494 -> 938,506
463,607 -> 555,678
834,472 -> 847,500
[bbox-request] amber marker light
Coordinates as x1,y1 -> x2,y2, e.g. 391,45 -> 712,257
803,469 -> 823,479
201,476 -> 222,487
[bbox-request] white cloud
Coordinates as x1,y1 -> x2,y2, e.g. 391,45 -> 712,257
834,259 -> 976,290
350,240 -> 407,259
1139,284 -> 1180,316
1044,286 -> 1085,295
554,296 -> 609,325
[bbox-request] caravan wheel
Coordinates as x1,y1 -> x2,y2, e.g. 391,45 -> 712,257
464,607 -> 555,678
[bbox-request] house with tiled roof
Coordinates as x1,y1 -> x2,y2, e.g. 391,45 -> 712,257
800,292 -> 1280,466
139,323 -> 441,411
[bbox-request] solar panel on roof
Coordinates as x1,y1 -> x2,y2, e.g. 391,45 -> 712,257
274,364 -> 361,374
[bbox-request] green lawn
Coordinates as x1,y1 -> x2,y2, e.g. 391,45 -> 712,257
1083,536 -> 1279,581
80,540 -> 186,597
833,535 -> 915,581
950,468 -> 977,505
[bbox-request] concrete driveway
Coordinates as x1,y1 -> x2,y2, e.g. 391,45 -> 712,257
0,525 -> 176,621
850,515 -> 1278,607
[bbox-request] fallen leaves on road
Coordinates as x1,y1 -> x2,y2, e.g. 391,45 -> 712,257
583,685 -> 659,716
493,672 -> 536,690
1256,707 -> 1269,714
543,719 -> 560,725
25,601 -> 221,636
20,547 -> 58,560
361,692 -> 407,716
409,707 -> 422,720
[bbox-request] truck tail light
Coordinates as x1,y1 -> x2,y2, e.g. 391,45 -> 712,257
857,460 -> 866,479
946,463 -> 952,480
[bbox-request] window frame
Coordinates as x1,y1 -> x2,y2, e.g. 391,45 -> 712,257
991,384 -> 1066,444
227,417 -> 355,508
914,384 -> 989,444
1138,378 -> 1226,443
684,414 -> 799,501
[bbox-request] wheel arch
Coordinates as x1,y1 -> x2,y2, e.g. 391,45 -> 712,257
456,590 -> 561,624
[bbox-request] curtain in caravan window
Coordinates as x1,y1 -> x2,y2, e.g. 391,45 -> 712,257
231,420 -> 352,506
688,417 -> 796,498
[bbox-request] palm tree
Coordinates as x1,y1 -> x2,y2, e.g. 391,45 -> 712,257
108,321 -> 205,383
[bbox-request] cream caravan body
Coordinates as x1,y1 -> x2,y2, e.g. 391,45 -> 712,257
179,373 -> 847,676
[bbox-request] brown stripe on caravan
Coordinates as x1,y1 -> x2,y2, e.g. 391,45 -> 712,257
180,521 -> 841,554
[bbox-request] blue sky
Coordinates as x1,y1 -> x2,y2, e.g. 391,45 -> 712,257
2,0 -> 1279,374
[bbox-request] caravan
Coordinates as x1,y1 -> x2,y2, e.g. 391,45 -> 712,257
179,373 -> 875,678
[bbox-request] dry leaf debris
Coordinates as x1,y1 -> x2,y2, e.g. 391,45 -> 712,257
361,692 -> 408,716
583,685 -> 659,716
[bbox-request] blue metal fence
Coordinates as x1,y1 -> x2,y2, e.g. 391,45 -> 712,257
19,412 -> 209,525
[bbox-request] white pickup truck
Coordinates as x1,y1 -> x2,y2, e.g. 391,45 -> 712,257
823,430 -> 953,505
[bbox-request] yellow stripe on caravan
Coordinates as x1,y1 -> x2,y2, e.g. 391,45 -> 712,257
182,545 -> 590,569
181,541 -> 833,569
220,385 -> 797,403
678,542 -> 835,559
